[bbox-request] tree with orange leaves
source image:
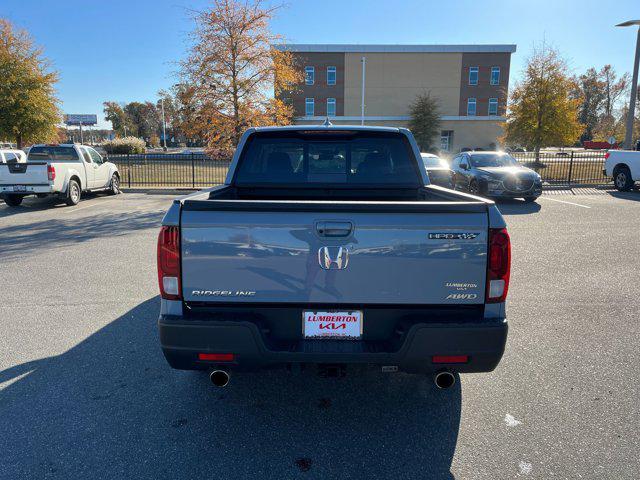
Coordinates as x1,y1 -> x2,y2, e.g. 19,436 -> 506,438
180,0 -> 299,154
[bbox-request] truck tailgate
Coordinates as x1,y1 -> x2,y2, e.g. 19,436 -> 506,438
0,162 -> 48,185
180,200 -> 488,305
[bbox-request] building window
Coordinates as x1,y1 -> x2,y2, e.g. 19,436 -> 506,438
467,98 -> 477,116
469,66 -> 479,86
488,98 -> 498,116
440,131 -> 453,152
305,98 -> 315,116
491,66 -> 500,85
326,98 -> 336,117
327,66 -> 336,85
305,66 -> 315,85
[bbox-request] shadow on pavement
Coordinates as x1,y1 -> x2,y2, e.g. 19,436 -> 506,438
0,209 -> 162,260
607,190 -> 640,202
0,297 -> 461,479
494,198 -> 542,215
0,191 -> 112,214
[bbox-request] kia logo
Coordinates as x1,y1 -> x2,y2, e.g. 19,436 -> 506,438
318,323 -> 347,329
318,246 -> 349,270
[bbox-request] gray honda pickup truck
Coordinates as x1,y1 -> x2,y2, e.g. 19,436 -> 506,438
157,125 -> 510,388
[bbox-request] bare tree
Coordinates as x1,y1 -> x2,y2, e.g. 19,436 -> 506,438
600,65 -> 629,118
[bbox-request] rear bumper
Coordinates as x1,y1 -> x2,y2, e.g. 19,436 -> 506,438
158,314 -> 508,374
1,185 -> 54,195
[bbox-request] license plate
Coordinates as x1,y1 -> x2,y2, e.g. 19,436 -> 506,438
13,185 -> 27,192
303,311 -> 362,339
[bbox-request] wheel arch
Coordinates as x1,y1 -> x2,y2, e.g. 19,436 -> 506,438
62,167 -> 84,191
67,174 -> 82,192
612,162 -> 631,174
108,163 -> 120,178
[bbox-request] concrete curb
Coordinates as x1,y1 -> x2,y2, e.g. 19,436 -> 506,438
121,188 -> 200,195
542,183 -> 612,190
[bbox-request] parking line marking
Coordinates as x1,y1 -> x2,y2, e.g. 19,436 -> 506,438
539,197 -> 591,208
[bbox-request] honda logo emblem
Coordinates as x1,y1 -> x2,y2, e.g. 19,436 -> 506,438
318,246 -> 349,270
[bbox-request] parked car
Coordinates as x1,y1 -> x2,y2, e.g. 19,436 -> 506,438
421,153 -> 453,188
451,151 -> 542,202
157,125 -> 511,388
0,144 -> 120,207
584,141 -> 619,150
604,150 -> 640,191
0,149 -> 27,163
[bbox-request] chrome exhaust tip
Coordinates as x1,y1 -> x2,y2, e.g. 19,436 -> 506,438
434,371 -> 456,389
209,370 -> 230,387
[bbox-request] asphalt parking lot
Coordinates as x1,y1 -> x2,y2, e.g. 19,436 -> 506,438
1,190 -> 639,479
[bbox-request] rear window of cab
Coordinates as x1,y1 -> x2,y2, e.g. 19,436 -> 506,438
28,146 -> 79,161
234,131 -> 421,186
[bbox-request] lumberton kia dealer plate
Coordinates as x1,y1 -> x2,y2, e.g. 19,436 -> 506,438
303,311 -> 363,339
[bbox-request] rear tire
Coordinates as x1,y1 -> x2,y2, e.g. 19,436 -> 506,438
613,166 -> 634,191
65,179 -> 81,206
3,194 -> 23,207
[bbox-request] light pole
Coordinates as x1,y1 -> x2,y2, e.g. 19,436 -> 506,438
360,56 -> 366,126
161,98 -> 167,150
616,20 -> 640,149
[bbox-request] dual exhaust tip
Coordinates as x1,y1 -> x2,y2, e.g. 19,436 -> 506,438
209,370 -> 230,387
209,369 -> 455,389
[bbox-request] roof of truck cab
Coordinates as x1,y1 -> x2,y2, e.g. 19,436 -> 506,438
250,124 -> 403,133
30,143 -> 90,148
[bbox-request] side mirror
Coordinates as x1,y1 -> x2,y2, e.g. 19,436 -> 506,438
461,163 -> 469,170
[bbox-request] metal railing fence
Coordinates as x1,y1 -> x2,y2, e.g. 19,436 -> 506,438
109,154 -> 231,188
109,151 -> 610,188
510,151 -> 607,185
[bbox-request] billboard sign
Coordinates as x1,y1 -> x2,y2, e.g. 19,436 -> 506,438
65,114 -> 97,126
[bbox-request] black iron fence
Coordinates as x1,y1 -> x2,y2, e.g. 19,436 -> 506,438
510,151 -> 608,186
109,151 -> 610,189
109,154 -> 231,188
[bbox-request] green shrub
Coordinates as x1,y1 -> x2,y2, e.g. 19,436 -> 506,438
102,136 -> 146,154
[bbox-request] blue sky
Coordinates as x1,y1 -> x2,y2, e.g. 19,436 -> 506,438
2,0 -> 639,129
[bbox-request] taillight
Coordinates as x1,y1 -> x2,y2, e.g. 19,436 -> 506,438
486,228 -> 511,303
47,165 -> 56,181
157,226 -> 181,300
604,152 -> 610,160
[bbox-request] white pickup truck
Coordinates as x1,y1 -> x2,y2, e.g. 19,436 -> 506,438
604,150 -> 640,191
0,144 -> 120,207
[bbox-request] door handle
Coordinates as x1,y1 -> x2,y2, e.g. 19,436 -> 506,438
316,221 -> 353,237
